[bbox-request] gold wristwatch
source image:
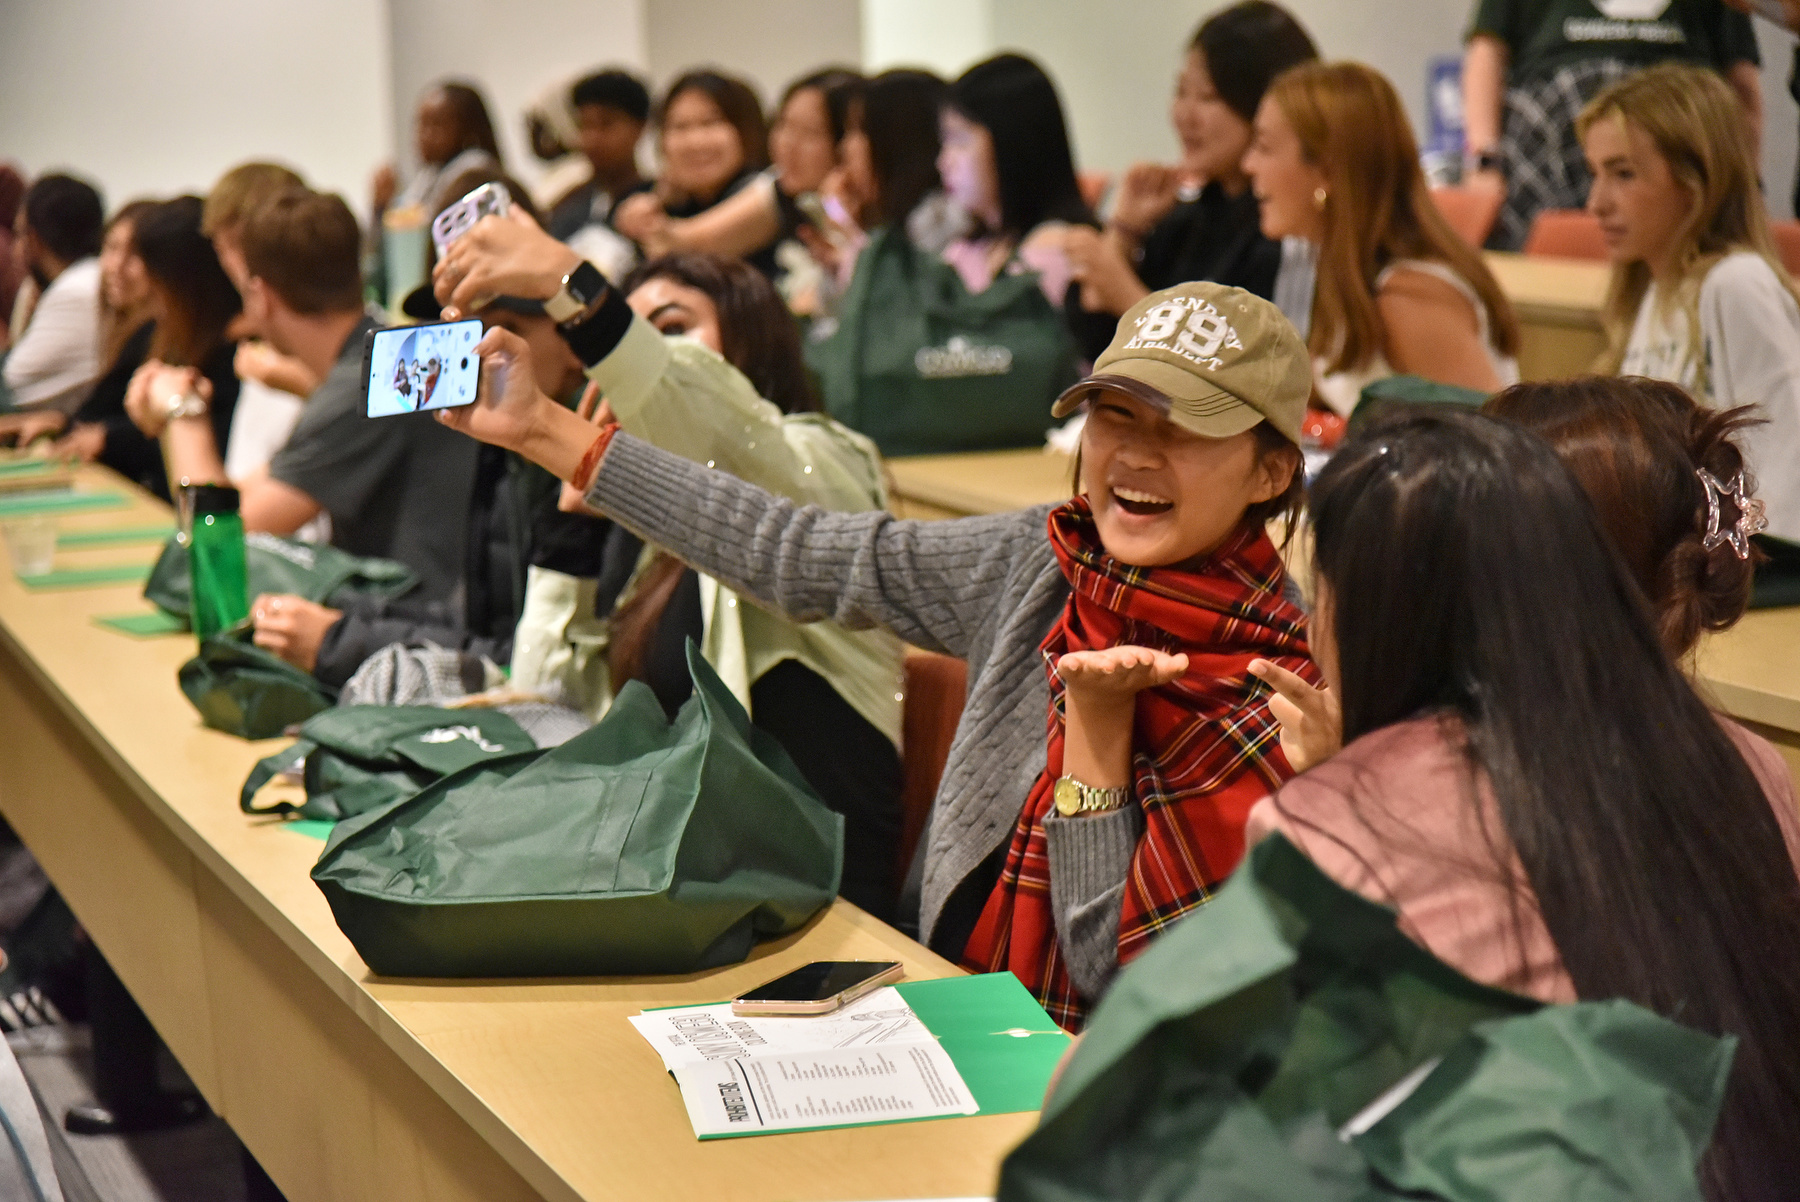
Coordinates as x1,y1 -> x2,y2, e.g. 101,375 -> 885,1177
1053,776 -> 1129,817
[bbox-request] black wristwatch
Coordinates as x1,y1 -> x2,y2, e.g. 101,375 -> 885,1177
545,260 -> 608,326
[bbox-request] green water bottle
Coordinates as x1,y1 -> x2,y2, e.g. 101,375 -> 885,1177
188,484 -> 249,639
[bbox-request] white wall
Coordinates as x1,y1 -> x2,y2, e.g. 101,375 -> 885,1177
384,0 -> 645,197
644,0 -> 861,105
862,0 -> 992,78
0,0 -> 391,210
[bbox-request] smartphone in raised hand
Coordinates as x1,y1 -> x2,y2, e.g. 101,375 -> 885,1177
362,318 -> 483,418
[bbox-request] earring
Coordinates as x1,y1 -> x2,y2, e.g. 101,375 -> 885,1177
1313,186 -> 1328,211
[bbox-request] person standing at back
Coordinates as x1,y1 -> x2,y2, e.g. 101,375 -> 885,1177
1463,0 -> 1762,249
4,174 -> 105,413
136,190 -> 478,602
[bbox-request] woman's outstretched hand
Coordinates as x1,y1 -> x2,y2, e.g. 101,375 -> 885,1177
435,327 -> 548,451
1248,658 -> 1341,773
1058,645 -> 1189,700
433,206 -> 581,318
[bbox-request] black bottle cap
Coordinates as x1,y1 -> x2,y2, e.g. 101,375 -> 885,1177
188,485 -> 242,516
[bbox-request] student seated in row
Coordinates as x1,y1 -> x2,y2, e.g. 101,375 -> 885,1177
433,251 -> 1319,1025
137,189 -> 479,604
1248,406 -> 1800,1200
936,54 -> 1094,312
1578,62 -> 1800,548
1243,61 -> 1520,415
544,69 -> 652,283
616,68 -> 861,308
1065,0 -> 1319,352
3,174 -> 105,414
434,217 -> 907,920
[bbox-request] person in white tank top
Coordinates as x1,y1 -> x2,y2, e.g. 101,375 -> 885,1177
1242,61 -> 1521,418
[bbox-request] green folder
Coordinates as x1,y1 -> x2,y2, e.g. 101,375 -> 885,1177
0,459 -> 59,478
285,820 -> 333,841
18,563 -> 152,590
60,524 -> 174,548
0,491 -> 126,518
93,610 -> 187,638
896,973 -> 1070,1116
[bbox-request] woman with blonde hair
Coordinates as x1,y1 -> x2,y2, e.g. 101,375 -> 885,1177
1579,61 -> 1800,546
1243,61 -> 1520,416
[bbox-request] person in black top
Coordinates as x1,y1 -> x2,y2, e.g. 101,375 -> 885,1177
614,70 -> 785,276
1065,2 -> 1318,359
545,69 -> 652,258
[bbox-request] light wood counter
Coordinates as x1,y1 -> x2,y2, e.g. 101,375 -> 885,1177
0,465 -> 1034,1202
888,448 -> 1074,522
1696,607 -> 1800,782
1483,251 -> 1611,381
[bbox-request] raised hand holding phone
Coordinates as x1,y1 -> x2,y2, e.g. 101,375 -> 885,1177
432,206 -> 581,319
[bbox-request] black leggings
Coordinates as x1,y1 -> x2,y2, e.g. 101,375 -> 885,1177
638,569 -> 904,922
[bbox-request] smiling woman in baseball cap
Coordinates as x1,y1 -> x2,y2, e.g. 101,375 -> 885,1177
430,231 -> 1320,1028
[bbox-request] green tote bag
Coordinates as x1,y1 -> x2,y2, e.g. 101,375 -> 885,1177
178,622 -> 337,740
145,531 -> 417,625
998,835 -> 1734,1202
310,643 -> 844,978
240,706 -> 538,822
807,226 -> 1080,458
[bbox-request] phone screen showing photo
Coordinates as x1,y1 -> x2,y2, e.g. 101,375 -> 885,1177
364,319 -> 482,418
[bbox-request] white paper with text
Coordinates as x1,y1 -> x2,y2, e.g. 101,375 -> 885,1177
629,986 -> 933,1071
672,1041 -> 978,1137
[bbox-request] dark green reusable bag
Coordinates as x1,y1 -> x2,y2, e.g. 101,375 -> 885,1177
1348,374 -> 1491,435
807,226 -> 1080,457
998,835 -> 1733,1202
145,531 -> 417,624
240,706 -> 537,821
310,643 -> 845,978
178,622 -> 337,740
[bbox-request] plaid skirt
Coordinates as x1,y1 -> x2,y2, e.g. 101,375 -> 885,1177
1493,58 -> 1633,250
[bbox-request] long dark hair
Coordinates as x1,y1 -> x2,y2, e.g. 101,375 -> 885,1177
1485,376 -> 1758,659
133,196 -> 240,368
621,253 -> 814,413
1309,409 -> 1800,1200
857,68 -> 946,230
948,53 -> 1094,237
1191,1 -> 1318,124
436,82 -> 503,165
779,67 -> 862,146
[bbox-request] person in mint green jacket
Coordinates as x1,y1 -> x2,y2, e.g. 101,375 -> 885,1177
490,248 -> 907,922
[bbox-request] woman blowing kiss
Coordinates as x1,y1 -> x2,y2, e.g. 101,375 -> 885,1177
434,218 -> 1317,1028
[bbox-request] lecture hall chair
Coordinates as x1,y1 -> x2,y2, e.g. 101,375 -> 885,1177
1522,209 -> 1609,260
1429,185 -> 1504,249
1770,220 -> 1800,277
896,650 -> 968,889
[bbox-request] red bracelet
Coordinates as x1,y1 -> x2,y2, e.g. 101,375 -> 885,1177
573,422 -> 620,493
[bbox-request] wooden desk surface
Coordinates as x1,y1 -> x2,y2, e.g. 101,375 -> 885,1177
0,465 -> 1034,1202
1697,607 -> 1800,738
887,448 -> 1073,521
1483,251 -> 1610,328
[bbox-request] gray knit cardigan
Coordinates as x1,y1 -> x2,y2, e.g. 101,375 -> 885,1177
588,432 -> 1145,994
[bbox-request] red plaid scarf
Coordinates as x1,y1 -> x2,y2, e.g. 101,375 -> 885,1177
960,498 -> 1317,1030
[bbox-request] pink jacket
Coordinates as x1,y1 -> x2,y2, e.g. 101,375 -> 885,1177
1247,715 -> 1800,1003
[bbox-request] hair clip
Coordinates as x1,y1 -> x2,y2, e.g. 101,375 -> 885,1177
1698,468 -> 1767,560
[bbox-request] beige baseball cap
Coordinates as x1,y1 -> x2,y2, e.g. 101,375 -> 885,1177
1052,282 -> 1310,445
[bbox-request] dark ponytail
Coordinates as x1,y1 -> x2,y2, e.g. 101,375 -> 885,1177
1485,376 -> 1758,659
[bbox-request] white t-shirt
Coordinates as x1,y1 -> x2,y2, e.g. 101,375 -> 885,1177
3,258 -> 100,412
1622,252 -> 1800,544
224,378 -> 330,544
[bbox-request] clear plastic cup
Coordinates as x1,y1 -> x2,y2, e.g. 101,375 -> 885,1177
2,517 -> 57,578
